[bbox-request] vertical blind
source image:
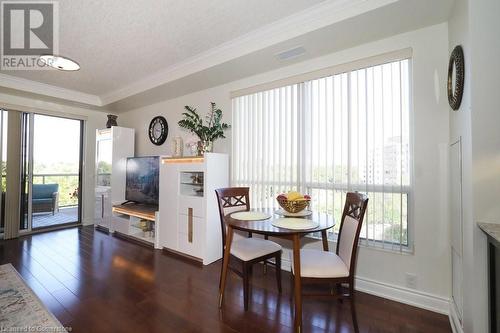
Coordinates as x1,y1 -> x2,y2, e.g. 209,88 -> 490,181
232,58 -> 411,251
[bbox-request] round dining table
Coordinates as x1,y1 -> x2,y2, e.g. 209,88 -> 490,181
218,209 -> 335,333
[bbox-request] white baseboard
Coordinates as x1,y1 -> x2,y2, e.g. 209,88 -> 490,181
354,276 -> 450,315
280,257 -> 450,315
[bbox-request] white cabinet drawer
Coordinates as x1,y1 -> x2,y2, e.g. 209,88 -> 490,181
178,233 -> 202,258
178,197 -> 205,218
178,214 -> 205,235
177,215 -> 204,258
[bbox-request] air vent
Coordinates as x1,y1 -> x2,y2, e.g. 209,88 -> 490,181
275,46 -> 306,61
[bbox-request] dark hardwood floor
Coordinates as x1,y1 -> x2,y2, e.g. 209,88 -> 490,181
0,226 -> 452,333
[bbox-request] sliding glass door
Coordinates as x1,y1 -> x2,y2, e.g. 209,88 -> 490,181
0,110 -> 7,239
20,113 -> 84,231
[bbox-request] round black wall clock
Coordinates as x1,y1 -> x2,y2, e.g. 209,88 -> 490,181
447,45 -> 465,111
148,116 -> 169,145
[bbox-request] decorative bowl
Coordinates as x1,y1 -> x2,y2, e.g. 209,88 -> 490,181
276,197 -> 310,213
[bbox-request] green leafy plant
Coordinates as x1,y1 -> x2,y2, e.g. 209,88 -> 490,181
178,102 -> 229,142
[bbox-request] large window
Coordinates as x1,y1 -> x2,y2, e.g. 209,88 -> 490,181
232,56 -> 411,251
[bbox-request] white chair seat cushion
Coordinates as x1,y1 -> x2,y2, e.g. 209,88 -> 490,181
230,238 -> 282,261
293,249 -> 349,278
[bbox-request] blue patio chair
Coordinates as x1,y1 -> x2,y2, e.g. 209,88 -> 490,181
32,184 -> 59,215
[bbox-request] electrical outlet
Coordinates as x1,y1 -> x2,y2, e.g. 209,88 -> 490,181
405,273 -> 417,289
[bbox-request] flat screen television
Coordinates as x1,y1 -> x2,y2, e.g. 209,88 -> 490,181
125,156 -> 159,205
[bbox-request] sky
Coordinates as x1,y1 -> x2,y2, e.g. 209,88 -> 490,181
33,114 -> 81,169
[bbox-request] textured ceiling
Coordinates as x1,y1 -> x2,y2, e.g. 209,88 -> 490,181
107,0 -> 454,112
1,0 -> 326,95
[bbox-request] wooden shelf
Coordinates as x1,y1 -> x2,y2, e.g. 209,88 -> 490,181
162,156 -> 204,164
112,204 -> 157,221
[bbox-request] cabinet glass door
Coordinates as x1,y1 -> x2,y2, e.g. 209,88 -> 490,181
0,110 -> 7,239
96,130 -> 112,187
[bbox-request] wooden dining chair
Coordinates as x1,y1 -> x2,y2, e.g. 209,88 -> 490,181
215,187 -> 282,310
292,192 -> 368,328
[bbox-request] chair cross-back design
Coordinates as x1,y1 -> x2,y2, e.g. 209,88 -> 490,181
220,194 -> 247,208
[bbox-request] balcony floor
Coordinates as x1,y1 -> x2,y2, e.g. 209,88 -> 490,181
32,206 -> 79,229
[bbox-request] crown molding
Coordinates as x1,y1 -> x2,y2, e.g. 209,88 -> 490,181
0,73 -> 102,106
100,0 -> 398,105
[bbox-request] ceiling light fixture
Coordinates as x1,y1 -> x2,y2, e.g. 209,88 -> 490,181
39,55 -> 80,71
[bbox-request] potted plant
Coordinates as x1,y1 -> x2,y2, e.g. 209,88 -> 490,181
178,102 -> 230,155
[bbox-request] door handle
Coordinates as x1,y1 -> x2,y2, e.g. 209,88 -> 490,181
101,195 -> 104,218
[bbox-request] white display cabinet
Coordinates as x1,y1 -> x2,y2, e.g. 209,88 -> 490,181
94,126 -> 135,231
159,153 -> 229,265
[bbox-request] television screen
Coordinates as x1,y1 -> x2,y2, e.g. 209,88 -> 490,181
125,156 -> 159,205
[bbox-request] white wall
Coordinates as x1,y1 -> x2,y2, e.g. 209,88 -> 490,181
469,0 -> 500,332
0,92 -> 108,227
448,0 -> 500,332
120,23 -> 451,312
